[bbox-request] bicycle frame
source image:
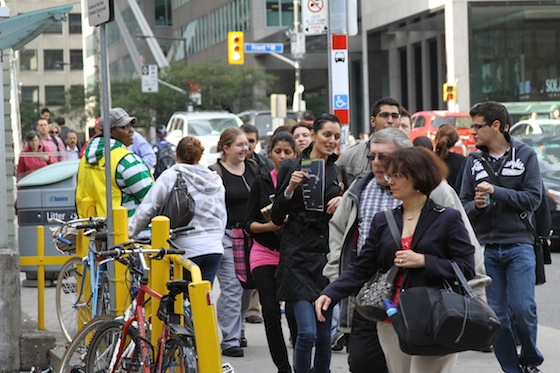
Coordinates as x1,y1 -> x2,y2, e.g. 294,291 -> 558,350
71,249 -> 109,317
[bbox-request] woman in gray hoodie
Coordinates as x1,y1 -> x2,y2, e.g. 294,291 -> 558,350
129,136 -> 226,284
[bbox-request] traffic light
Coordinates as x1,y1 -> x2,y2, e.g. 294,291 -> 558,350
443,83 -> 457,102
228,31 -> 244,65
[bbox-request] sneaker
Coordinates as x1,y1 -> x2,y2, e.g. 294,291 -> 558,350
222,346 -> 244,357
331,333 -> 346,351
245,315 -> 263,324
240,337 -> 248,348
521,366 -> 541,373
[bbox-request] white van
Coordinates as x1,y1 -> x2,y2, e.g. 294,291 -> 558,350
166,111 -> 243,166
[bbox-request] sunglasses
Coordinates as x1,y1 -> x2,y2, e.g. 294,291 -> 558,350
50,131 -> 59,135
366,152 -> 388,161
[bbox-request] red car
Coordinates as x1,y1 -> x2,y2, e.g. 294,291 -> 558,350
410,111 -> 475,155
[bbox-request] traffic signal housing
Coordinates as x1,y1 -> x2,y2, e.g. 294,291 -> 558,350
443,83 -> 457,102
228,31 -> 244,65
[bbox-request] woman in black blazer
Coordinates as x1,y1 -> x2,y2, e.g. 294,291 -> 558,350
315,147 -> 475,373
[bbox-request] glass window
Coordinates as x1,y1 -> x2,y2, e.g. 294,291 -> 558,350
69,14 -> 82,34
21,86 -> 39,102
44,50 -> 64,70
469,3 -> 560,104
266,0 -> 294,27
45,22 -> 63,34
155,0 -> 172,26
45,86 -> 65,106
70,50 -> 83,70
412,115 -> 425,129
20,49 -> 38,71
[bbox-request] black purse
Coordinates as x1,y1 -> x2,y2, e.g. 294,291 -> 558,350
391,261 -> 500,355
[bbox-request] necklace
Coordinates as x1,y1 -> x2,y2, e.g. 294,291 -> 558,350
404,210 -> 421,221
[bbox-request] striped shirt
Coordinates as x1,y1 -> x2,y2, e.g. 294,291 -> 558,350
357,178 -> 401,254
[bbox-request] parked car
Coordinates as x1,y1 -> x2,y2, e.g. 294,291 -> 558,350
516,134 -> 560,251
166,111 -> 243,166
509,119 -> 560,137
410,111 -> 474,155
237,110 -> 299,146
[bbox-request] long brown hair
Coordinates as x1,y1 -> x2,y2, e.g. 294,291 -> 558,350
435,124 -> 459,160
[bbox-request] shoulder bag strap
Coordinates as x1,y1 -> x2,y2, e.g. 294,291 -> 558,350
383,210 -> 401,281
449,260 -> 477,298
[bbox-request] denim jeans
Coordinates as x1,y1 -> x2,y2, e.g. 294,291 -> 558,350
484,244 -> 543,373
292,300 -> 333,373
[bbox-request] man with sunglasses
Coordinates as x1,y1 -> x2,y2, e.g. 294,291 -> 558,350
337,97 -> 402,185
459,101 -> 543,373
324,127 -> 490,373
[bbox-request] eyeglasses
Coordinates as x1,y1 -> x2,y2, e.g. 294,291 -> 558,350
383,173 -> 403,182
470,123 -> 488,131
366,152 -> 388,161
377,112 -> 401,120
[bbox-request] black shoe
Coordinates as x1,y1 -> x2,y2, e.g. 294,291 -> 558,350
245,315 -> 263,323
222,346 -> 244,357
331,333 -> 346,351
240,337 -> 248,347
521,366 -> 541,373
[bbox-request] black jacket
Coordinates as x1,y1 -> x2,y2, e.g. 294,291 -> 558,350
322,199 -> 475,305
245,172 -> 280,251
271,146 -> 345,301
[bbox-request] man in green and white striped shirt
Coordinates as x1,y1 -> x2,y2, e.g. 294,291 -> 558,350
77,108 -> 153,218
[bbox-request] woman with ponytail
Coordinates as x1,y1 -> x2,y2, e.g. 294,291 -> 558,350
434,124 -> 465,192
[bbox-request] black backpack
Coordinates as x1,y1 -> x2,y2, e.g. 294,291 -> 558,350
154,143 -> 176,179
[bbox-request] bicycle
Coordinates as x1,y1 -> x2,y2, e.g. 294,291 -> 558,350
50,217 -> 111,342
84,239 -> 195,372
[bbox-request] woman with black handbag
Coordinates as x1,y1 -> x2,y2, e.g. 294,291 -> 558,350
315,147 -> 475,373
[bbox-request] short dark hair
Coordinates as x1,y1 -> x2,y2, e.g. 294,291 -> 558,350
240,123 -> 258,138
412,136 -> 433,151
269,132 -> 296,153
370,97 -> 400,117
177,136 -> 204,164
291,122 -> 312,134
302,110 -> 315,121
385,147 -> 448,196
40,108 -> 51,115
55,116 -> 66,126
25,130 -> 38,142
469,101 -> 509,133
313,113 -> 340,133
400,106 -> 411,120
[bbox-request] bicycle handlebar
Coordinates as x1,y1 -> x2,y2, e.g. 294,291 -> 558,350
96,247 -> 185,258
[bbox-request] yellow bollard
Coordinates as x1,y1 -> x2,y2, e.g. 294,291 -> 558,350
77,197 -> 96,329
174,255 -> 222,373
113,206 -> 129,316
150,216 -> 171,348
37,226 -> 45,331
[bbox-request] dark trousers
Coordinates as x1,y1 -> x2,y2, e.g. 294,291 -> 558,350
253,265 -> 292,373
182,253 -> 222,285
347,310 -> 388,373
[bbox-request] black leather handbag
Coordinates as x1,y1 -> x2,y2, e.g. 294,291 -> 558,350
355,265 -> 399,321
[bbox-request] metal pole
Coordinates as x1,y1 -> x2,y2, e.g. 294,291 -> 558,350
293,0 -> 302,114
99,25 -> 113,250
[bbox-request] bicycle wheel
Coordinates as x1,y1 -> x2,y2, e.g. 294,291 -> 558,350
57,315 -> 111,373
96,270 -> 111,316
86,320 -> 152,372
56,256 -> 92,342
160,336 -> 197,373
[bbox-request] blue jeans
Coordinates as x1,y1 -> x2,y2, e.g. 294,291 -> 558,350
292,300 -> 332,373
484,244 -> 543,373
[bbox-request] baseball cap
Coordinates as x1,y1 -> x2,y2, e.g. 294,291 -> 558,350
156,124 -> 167,137
98,108 -> 136,130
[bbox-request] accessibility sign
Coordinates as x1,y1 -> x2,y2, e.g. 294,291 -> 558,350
302,0 -> 328,35
244,43 -> 284,53
334,95 -> 348,109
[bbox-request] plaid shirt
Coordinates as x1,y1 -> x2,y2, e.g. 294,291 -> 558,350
357,178 -> 400,254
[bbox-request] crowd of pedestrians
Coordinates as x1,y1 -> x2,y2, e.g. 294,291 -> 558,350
16,99 -> 547,373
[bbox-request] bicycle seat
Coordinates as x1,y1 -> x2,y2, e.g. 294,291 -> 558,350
166,280 -> 189,294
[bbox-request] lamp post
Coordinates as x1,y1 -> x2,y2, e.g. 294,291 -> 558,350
135,34 -> 188,64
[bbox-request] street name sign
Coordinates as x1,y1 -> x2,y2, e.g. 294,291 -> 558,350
244,43 -> 284,53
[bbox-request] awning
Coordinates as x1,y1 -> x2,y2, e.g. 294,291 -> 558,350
0,3 -> 77,51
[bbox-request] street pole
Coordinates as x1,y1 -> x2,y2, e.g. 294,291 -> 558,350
293,0 -> 302,114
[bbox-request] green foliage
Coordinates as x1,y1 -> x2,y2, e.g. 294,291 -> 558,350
20,101 -> 39,135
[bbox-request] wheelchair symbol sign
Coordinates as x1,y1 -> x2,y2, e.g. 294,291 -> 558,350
334,94 -> 348,109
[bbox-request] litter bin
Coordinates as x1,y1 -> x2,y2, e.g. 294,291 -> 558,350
17,159 -> 80,284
